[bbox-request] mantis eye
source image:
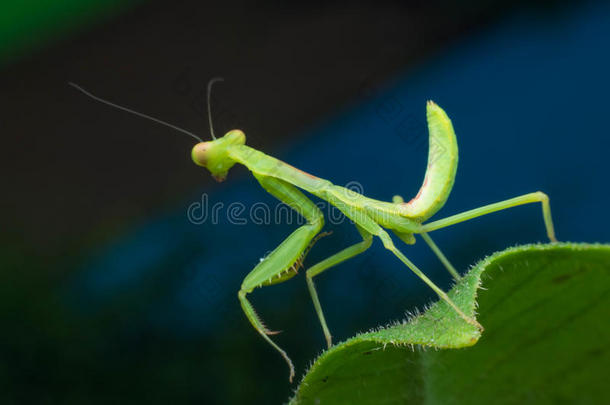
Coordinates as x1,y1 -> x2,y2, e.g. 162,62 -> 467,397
191,142 -> 212,167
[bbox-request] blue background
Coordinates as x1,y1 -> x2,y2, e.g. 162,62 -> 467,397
4,1 -> 609,404
69,1 -> 610,400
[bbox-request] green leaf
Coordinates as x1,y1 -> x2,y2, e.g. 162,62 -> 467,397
289,243 -> 610,405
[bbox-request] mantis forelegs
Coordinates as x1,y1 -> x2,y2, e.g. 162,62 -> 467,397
238,291 -> 295,378
305,225 -> 373,348
239,174 -> 324,382
420,191 -> 557,241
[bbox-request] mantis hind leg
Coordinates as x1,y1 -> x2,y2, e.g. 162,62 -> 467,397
239,174 -> 324,382
420,191 -> 557,241
326,192 -> 483,331
305,225 -> 373,348
420,232 -> 461,281
377,231 -> 483,330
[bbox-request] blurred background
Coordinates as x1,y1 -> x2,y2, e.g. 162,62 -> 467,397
1,0 -> 609,403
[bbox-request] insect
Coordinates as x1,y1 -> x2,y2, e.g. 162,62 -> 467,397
70,79 -> 557,382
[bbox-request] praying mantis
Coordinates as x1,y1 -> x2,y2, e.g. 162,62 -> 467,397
70,79 -> 557,382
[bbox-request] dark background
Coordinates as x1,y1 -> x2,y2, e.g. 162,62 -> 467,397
1,0 -> 609,404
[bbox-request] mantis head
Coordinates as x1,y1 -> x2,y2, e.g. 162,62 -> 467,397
191,129 -> 246,182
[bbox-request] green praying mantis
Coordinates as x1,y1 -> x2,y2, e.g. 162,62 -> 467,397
70,79 -> 557,382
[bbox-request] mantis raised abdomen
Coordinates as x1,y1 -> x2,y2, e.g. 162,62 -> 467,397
71,81 -> 557,383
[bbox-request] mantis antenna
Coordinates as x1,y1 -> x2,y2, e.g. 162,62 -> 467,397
68,82 -> 204,143
206,77 -> 224,140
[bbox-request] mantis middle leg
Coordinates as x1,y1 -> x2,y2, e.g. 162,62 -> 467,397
305,225 -> 373,348
239,174 -> 324,382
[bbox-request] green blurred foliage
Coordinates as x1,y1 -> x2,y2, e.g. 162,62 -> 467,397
0,0 -> 142,66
